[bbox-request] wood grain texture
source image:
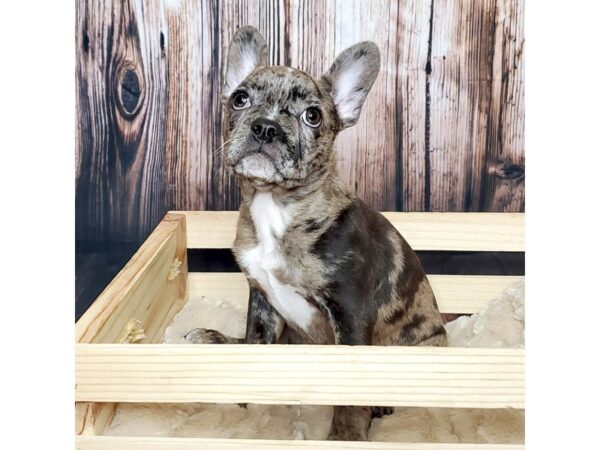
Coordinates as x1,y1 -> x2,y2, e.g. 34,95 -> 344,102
75,213 -> 188,437
163,0 -> 219,212
76,0 -> 168,242
76,436 -> 524,450
76,213 -> 188,344
481,0 -> 525,211
188,272 -> 522,315
178,211 -> 524,251
76,344 -> 524,408
428,0 -> 524,212
76,0 -> 525,243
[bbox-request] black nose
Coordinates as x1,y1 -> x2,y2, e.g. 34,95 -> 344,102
251,118 -> 283,143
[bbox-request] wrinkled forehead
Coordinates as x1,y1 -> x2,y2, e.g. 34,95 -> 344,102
242,67 -> 325,106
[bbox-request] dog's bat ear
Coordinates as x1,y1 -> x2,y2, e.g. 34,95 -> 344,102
322,42 -> 380,128
222,26 -> 268,100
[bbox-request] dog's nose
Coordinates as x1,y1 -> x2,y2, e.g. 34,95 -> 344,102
251,118 -> 283,143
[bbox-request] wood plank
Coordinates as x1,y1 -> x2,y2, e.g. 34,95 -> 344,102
428,0 -> 493,211
76,344 -> 524,408
397,0 -> 433,211
76,0 -> 168,242
428,0 -> 524,212
163,0 -> 219,212
427,275 -> 521,313
479,0 -> 525,212
188,272 -> 522,315
76,436 -> 524,450
178,211 -> 239,249
76,213 -> 188,344
178,211 -> 524,251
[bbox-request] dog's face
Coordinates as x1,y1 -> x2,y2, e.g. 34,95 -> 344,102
221,27 -> 380,188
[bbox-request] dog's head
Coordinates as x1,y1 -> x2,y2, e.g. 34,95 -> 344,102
221,27 -> 380,189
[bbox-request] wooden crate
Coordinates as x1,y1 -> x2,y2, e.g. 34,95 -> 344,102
75,211 -> 525,449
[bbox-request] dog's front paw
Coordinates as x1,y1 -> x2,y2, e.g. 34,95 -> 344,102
371,406 -> 395,418
184,328 -> 231,344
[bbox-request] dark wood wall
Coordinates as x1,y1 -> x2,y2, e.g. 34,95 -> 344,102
76,0 -> 524,244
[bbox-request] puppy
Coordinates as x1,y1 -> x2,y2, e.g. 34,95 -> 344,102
185,26 -> 447,441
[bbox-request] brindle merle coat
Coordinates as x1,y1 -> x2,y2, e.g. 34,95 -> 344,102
185,26 -> 447,441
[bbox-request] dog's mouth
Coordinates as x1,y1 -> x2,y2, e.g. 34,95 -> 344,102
233,145 -> 279,181
237,144 -> 277,165
228,136 -> 307,186
242,144 -> 268,156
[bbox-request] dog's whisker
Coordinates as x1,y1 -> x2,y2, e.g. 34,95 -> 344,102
214,139 -> 233,156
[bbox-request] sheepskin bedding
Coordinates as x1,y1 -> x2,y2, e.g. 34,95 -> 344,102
104,280 -> 525,444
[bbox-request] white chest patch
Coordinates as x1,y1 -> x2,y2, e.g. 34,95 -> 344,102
239,192 -> 317,332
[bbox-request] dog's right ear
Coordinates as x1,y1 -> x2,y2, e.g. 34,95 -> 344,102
222,26 -> 268,100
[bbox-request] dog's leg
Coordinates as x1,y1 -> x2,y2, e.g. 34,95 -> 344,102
185,287 -> 284,344
277,325 -> 307,344
417,330 -> 448,347
320,319 -> 373,441
243,287 -> 285,343
328,406 -> 372,441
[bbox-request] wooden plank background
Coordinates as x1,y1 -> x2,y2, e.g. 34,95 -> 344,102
76,0 -> 524,244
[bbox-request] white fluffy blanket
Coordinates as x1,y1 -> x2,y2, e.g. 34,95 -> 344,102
105,280 -> 525,444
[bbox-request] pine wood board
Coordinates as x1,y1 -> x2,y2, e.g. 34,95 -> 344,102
188,272 -> 522,315
76,344 -> 524,408
178,211 -> 524,251
76,213 -> 188,344
76,436 -> 524,450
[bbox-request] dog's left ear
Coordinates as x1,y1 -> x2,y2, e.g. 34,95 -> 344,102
322,42 -> 380,128
222,26 -> 268,99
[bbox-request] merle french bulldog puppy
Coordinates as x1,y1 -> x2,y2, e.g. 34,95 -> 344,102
185,26 -> 447,441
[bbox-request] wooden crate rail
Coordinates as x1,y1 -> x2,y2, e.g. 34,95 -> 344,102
76,344 -> 524,409
76,436 -> 525,450
178,211 -> 524,252
76,213 -> 188,344
188,273 -> 522,315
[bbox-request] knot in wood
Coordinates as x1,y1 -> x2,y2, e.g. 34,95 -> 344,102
115,64 -> 144,119
495,162 -> 524,180
168,257 -> 182,281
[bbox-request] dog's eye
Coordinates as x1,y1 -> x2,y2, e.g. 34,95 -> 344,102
301,107 -> 322,128
231,91 -> 251,110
